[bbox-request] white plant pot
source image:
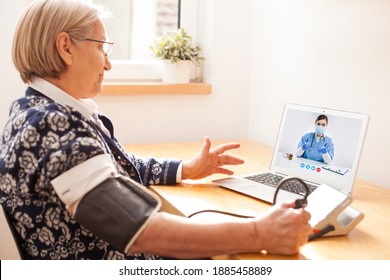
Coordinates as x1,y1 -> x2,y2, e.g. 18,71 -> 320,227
162,60 -> 190,84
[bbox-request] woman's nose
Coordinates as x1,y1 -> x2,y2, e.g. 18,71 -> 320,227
104,55 -> 112,71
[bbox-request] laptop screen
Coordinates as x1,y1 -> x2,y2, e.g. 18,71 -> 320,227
270,104 -> 369,194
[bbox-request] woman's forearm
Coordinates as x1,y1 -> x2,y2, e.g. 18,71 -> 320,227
129,212 -> 260,259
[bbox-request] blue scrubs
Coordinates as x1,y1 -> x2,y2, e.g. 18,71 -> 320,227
297,132 -> 334,163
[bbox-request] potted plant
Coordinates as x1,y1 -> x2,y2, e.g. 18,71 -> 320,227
150,28 -> 203,84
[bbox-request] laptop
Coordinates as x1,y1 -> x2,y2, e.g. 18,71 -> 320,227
213,103 -> 369,204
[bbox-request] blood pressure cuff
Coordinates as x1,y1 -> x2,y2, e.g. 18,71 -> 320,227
50,154 -> 161,252
73,176 -> 161,252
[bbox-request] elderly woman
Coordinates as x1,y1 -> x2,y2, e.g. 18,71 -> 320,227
0,0 -> 311,260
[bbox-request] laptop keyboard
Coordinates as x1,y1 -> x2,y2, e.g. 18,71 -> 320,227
244,173 -> 317,195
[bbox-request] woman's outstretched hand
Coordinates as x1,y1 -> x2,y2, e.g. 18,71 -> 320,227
182,137 -> 244,180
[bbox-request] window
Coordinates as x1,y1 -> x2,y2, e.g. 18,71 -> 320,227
97,0 -> 179,61
96,0 -> 200,82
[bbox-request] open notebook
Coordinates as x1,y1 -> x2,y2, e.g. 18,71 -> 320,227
213,103 -> 369,204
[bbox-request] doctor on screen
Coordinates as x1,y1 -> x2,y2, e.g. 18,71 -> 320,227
296,114 -> 334,164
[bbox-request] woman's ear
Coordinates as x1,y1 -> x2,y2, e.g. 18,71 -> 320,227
56,32 -> 74,66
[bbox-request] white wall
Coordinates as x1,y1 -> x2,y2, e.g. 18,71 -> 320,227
94,0 -> 254,144
0,1 -> 26,130
1,0 -> 388,189
249,0 -> 390,189
0,1 -> 26,260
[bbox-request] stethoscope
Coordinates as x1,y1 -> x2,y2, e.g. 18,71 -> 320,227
307,133 -> 325,151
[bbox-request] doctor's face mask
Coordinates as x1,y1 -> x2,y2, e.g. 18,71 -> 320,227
315,125 -> 326,134
315,120 -> 327,135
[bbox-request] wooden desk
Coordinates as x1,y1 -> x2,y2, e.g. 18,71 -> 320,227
124,140 -> 390,260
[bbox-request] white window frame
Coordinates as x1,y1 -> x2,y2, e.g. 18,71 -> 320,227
104,0 -> 200,82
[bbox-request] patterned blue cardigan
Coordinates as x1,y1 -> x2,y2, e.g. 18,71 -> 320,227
0,87 -> 181,259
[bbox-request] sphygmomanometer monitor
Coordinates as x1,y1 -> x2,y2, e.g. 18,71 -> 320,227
305,183 -> 364,239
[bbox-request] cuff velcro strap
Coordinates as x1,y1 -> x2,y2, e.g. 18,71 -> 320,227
74,176 -> 161,252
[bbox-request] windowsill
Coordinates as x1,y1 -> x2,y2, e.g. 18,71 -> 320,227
102,82 -> 212,95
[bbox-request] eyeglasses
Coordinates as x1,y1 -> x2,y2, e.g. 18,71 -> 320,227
79,38 -> 114,58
